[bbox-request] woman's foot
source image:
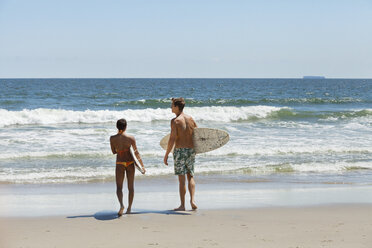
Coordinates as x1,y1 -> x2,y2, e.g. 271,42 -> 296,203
125,208 -> 132,214
118,206 -> 124,217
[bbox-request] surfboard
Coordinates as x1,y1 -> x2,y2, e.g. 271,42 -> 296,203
130,146 -> 145,174
160,128 -> 229,154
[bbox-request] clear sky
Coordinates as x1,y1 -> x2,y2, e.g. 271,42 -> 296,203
0,0 -> 371,78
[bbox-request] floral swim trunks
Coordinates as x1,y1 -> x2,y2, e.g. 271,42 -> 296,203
173,148 -> 196,176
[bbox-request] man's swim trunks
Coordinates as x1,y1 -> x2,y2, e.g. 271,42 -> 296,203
173,148 -> 196,176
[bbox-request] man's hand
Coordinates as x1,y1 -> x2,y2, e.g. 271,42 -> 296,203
164,153 -> 169,166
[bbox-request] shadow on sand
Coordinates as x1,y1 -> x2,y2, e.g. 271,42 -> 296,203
67,209 -> 193,221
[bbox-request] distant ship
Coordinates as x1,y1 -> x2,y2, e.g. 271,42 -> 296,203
303,76 -> 326,79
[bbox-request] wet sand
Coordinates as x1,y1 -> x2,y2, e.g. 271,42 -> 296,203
2,177 -> 372,217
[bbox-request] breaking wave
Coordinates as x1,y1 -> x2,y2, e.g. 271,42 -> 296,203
1,107 -> 371,127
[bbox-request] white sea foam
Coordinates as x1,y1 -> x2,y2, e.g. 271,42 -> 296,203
204,146 -> 372,157
1,160 -> 371,184
0,106 -> 286,127
1,145 -> 371,160
1,107 -> 371,128
1,106 -> 371,184
0,150 -> 111,160
0,166 -> 115,184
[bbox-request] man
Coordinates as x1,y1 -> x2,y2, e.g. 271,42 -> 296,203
164,97 -> 198,211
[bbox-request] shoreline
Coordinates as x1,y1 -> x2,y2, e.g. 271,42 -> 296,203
1,205 -> 371,248
2,202 -> 372,218
1,177 -> 372,217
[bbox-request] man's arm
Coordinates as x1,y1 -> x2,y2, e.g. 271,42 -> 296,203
192,118 -> 198,128
110,136 -> 117,154
164,119 -> 177,165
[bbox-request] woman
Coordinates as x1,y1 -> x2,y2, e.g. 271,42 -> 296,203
110,118 -> 146,216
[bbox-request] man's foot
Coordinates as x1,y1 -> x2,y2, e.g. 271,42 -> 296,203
118,206 -> 124,217
173,206 -> 185,211
190,201 -> 198,210
125,208 -> 132,214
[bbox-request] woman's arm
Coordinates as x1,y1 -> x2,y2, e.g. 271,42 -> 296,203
110,136 -> 117,154
131,136 -> 145,170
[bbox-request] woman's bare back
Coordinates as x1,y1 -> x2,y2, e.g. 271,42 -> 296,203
110,133 -> 134,162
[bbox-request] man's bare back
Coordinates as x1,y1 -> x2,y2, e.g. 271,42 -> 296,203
173,113 -> 197,149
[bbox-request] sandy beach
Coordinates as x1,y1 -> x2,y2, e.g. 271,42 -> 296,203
1,205 -> 371,248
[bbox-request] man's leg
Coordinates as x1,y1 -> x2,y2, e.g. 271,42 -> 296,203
187,173 -> 197,210
125,164 -> 135,214
174,175 -> 186,211
115,165 -> 126,216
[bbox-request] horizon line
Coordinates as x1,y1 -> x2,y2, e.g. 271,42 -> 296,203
1,77 -> 371,80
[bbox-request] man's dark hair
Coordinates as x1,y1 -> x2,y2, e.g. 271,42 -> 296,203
172,97 -> 185,112
116,119 -> 127,131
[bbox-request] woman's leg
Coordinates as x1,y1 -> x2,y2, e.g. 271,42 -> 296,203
125,164 -> 135,214
116,165 -> 126,216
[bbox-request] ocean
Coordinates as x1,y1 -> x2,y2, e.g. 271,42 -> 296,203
0,78 -> 371,184
1,78 -> 372,216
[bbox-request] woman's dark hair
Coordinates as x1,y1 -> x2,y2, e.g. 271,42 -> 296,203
172,97 -> 185,111
116,119 -> 127,131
